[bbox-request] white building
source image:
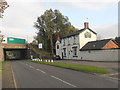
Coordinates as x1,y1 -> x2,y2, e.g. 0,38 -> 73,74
56,22 -> 119,61
56,22 -> 97,60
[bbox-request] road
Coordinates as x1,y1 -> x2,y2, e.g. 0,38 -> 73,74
11,60 -> 118,88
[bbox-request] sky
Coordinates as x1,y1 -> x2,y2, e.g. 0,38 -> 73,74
0,0 -> 119,42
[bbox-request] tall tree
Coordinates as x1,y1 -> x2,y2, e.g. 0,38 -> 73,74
34,9 -> 78,55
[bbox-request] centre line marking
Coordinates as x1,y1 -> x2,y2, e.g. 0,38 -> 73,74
29,66 -> 34,69
36,69 -> 46,74
51,75 -> 77,88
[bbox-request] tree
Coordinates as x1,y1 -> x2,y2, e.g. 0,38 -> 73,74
34,9 -> 78,55
0,0 -> 9,18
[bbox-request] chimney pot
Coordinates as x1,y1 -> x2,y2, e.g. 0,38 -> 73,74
84,22 -> 89,28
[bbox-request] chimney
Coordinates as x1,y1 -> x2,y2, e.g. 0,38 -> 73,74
57,35 -> 60,41
84,22 -> 89,28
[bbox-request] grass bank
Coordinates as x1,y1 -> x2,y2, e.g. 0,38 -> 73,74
28,60 -> 110,74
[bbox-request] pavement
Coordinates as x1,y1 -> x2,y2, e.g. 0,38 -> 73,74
2,61 -> 15,88
9,60 -> 118,88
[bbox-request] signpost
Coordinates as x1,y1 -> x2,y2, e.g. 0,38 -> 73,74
38,43 -> 42,49
38,43 -> 42,60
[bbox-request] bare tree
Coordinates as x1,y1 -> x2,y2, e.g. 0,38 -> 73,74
0,0 -> 9,18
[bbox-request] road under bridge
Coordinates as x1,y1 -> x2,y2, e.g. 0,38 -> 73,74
1,43 -> 29,61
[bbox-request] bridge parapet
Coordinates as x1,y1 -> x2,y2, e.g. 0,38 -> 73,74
2,43 -> 27,49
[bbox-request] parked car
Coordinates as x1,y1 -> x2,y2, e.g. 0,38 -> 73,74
55,55 -> 61,60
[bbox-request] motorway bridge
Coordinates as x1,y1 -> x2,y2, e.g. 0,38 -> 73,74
1,43 -> 28,61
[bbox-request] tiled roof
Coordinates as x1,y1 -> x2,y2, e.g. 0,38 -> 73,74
61,28 -> 97,39
80,39 -> 112,50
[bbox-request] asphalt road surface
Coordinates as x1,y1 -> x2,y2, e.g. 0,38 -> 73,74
11,60 -> 118,88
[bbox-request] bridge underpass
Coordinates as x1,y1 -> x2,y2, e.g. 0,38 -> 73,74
1,43 -> 29,61
4,49 -> 27,60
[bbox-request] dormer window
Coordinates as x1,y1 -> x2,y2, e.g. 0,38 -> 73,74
84,31 -> 91,38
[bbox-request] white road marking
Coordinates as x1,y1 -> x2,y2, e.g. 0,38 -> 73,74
29,65 -> 34,69
36,69 -> 46,74
51,75 -> 77,88
11,64 -> 17,89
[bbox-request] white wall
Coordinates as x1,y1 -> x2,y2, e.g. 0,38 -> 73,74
56,40 -> 62,58
79,49 -> 119,61
79,29 -> 96,49
61,35 -> 80,59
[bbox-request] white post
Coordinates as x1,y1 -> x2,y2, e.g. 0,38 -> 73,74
51,60 -> 53,62
48,60 -> 50,62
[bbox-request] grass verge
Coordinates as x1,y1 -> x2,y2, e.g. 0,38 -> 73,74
27,60 -> 110,74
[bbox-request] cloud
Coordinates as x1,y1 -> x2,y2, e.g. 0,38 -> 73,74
92,23 -> 118,39
0,0 -> 118,43
0,25 -> 36,42
40,0 -> 118,2
1,1 -> 47,42
41,0 -> 118,10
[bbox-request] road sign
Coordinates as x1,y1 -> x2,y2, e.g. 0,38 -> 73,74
38,43 -> 42,49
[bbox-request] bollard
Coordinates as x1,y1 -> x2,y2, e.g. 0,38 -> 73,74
45,60 -> 47,62
51,60 -> 53,62
48,60 -> 50,62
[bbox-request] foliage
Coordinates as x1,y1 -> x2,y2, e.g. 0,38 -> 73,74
29,44 -> 51,59
28,60 -> 110,74
34,9 -> 78,54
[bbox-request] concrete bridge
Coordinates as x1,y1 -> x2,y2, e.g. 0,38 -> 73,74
0,43 -> 28,61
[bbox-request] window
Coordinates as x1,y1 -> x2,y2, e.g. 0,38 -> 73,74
63,48 -> 66,56
63,39 -> 65,46
84,32 -> 91,38
57,45 -> 59,49
72,47 -> 77,56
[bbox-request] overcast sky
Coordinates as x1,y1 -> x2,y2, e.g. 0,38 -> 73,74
0,0 -> 118,42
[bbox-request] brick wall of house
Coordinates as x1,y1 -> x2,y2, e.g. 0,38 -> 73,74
103,40 -> 119,49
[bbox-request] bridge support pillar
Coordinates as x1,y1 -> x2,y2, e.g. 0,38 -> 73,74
0,45 -> 4,61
